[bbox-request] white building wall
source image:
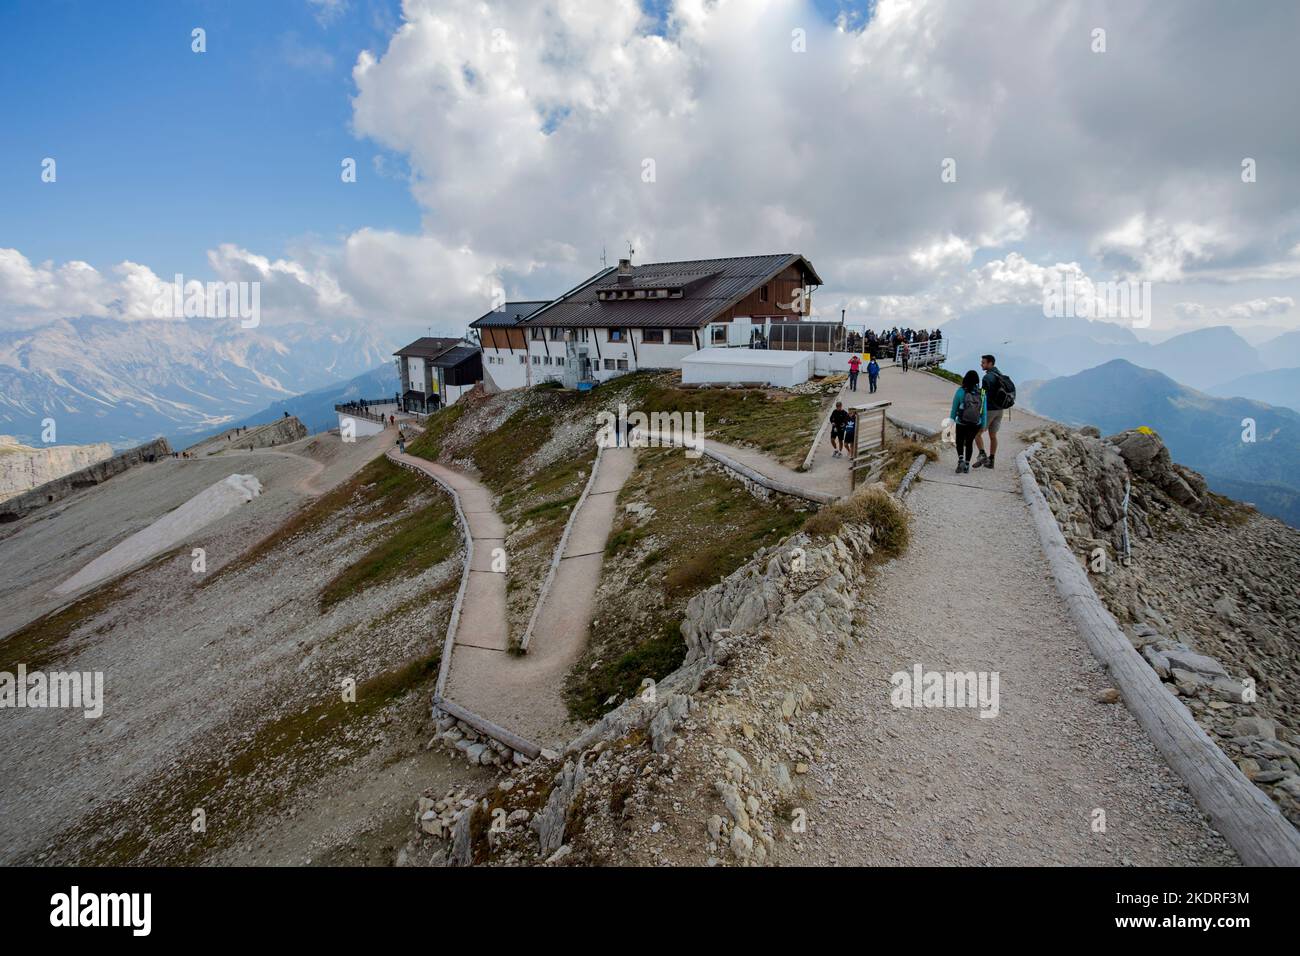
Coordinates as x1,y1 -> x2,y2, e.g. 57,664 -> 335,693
481,349 -> 530,392
336,411 -> 386,440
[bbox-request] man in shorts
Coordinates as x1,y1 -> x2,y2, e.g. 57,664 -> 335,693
829,402 -> 849,458
972,354 -> 1006,469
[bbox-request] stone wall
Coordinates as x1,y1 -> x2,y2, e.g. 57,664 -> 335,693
0,437 -> 172,523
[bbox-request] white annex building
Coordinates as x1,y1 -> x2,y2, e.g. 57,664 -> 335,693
681,347 -> 814,387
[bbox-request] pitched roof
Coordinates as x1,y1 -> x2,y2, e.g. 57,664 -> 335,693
522,254 -> 822,329
468,300 -> 551,328
431,345 -> 480,368
394,336 -> 462,359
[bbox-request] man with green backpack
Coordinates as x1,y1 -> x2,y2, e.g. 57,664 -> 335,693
972,354 -> 1015,470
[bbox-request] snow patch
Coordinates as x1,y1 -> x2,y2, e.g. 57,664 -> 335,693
53,474 -> 262,596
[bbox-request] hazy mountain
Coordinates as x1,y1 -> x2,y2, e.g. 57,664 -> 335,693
179,362 -> 400,446
1258,330 -> 1300,370
0,316 -> 394,447
1147,325 -> 1264,389
1209,367 -> 1300,413
1022,359 -> 1300,527
940,307 -> 1265,389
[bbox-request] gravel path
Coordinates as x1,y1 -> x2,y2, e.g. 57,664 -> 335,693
798,367 -> 1236,864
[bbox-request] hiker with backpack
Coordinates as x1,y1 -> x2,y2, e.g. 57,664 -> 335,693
949,370 -> 986,474
829,401 -> 849,458
972,354 -> 1015,470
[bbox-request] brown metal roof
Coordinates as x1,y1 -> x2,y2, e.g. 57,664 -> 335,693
522,253 -> 822,329
394,336 -> 462,359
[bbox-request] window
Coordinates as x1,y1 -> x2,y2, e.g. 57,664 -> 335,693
604,358 -> 616,370
532,355 -> 541,364
617,359 -> 629,370
670,328 -> 694,345
712,325 -> 727,343
519,355 -> 526,364
579,329 -> 589,342
608,328 -> 625,342
642,328 -> 664,344
531,328 -> 543,340
550,327 -> 564,340
759,283 -> 770,303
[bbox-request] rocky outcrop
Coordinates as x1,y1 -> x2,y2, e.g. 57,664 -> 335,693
0,437 -> 171,523
403,515 -> 884,867
1027,422 -> 1300,827
183,416 -> 307,457
0,436 -> 114,504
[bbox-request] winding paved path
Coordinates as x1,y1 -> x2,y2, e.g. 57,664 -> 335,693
390,445 -> 636,749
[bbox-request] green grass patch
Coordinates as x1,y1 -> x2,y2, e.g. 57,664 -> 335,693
804,486 -> 910,557
929,366 -> 963,385
318,495 -> 458,611
566,617 -> 686,723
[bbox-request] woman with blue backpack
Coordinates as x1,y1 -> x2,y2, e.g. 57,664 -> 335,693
949,370 -> 986,474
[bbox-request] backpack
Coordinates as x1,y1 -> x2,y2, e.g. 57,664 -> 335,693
987,369 -> 1016,409
958,388 -> 983,425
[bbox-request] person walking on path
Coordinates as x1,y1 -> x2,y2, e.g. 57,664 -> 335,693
830,401 -> 849,458
949,370 -> 986,474
397,430 -> 406,455
972,354 -> 1015,470
900,341 -> 910,373
847,353 -> 861,391
843,409 -> 858,460
867,356 -> 880,393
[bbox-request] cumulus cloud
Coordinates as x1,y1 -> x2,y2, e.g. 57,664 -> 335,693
1174,296 -> 1295,323
6,0 -> 1300,337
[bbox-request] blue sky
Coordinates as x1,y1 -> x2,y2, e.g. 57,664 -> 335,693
1,0 -> 1295,341
0,0 -> 875,281
0,0 -> 415,279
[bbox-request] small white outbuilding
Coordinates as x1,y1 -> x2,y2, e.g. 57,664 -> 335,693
680,348 -> 814,387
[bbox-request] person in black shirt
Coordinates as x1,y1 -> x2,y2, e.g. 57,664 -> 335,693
830,402 -> 849,458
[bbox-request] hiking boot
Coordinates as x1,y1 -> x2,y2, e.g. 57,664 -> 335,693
972,451 -> 988,468
986,456 -> 995,470
955,458 -> 964,473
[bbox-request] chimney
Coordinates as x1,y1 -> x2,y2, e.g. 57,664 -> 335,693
617,257 -> 633,283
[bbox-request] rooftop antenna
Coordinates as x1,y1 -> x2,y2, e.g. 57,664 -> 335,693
600,245 -> 607,268
626,240 -> 635,260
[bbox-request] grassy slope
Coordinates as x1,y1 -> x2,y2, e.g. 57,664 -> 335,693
565,446 -> 809,722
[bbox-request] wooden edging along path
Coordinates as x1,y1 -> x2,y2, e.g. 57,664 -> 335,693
1016,442 -> 1300,866
385,447 -> 545,760
519,440 -> 607,654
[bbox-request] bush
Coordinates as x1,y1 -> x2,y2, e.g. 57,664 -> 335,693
804,487 -> 909,557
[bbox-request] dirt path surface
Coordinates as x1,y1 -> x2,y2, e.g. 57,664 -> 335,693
391,447 -> 637,749
797,366 -> 1236,864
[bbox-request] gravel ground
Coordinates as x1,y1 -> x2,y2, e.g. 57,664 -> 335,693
0,427 -> 481,865
798,370 -> 1237,865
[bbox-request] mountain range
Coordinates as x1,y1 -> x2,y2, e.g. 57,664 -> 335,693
0,316 -> 395,447
1022,359 -> 1300,527
179,362 -> 401,447
939,306 -> 1294,391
